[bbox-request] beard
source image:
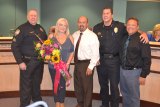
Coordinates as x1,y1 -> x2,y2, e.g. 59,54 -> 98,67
79,25 -> 85,32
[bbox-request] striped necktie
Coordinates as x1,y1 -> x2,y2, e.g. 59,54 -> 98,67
74,32 -> 83,63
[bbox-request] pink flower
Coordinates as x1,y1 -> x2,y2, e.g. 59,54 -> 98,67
53,43 -> 59,48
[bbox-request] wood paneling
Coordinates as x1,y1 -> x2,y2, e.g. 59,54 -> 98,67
0,39 -> 160,104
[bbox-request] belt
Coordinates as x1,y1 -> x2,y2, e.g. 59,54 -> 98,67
22,56 -> 37,60
122,66 -> 141,70
77,59 -> 90,63
22,56 -> 31,59
102,53 -> 119,59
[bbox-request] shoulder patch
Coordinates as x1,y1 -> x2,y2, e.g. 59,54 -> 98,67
15,29 -> 20,36
12,38 -> 16,42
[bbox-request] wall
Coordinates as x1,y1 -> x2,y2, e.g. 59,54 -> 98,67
1,0 -> 160,36
27,0 -> 41,24
41,0 -> 113,34
113,0 -> 127,23
0,0 -> 27,36
0,55 -> 160,104
126,1 -> 160,32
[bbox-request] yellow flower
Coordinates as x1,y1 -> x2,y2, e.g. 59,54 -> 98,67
40,50 -> 45,56
43,39 -> 51,45
52,49 -> 60,56
45,55 -> 51,61
51,55 -> 60,63
36,43 -> 41,48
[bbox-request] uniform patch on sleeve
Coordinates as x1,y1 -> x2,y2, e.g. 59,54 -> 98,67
12,38 -> 16,42
15,29 -> 20,36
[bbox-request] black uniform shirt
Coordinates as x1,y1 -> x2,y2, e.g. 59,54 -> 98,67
11,21 -> 47,64
120,32 -> 151,78
93,20 -> 127,55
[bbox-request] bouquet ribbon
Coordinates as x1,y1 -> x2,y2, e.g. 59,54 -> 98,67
53,61 -> 70,94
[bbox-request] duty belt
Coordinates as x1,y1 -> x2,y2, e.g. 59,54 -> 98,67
22,56 -> 31,59
102,53 -> 119,59
22,56 -> 37,60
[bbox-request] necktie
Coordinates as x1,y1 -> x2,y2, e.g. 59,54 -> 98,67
122,36 -> 130,67
74,32 -> 83,63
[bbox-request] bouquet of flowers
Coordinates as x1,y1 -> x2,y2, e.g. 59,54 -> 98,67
35,39 -> 60,62
35,39 -> 71,94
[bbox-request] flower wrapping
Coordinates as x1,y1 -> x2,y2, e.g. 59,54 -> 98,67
35,39 -> 71,94
54,60 -> 71,94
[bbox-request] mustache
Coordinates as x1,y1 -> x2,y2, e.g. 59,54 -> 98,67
80,25 -> 84,28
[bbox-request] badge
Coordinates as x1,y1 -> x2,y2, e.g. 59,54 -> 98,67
97,32 -> 101,36
15,29 -> 20,36
97,32 -> 102,37
97,32 -> 101,35
114,27 -> 118,33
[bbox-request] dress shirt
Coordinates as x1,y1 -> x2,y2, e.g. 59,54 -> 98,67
120,32 -> 151,78
72,28 -> 100,70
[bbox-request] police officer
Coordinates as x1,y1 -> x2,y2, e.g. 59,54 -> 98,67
93,7 -> 148,107
11,9 -> 47,107
93,7 -> 126,107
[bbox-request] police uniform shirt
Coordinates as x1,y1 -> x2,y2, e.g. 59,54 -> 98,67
120,32 -> 151,78
93,20 -> 127,55
11,21 -> 47,64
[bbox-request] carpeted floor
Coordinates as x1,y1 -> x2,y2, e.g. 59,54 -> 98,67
0,97 -> 122,107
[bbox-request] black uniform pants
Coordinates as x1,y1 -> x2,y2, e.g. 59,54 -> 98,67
97,56 -> 120,107
20,58 -> 44,107
74,60 -> 93,107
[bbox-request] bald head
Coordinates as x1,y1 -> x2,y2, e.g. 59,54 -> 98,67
77,16 -> 88,32
27,9 -> 38,25
78,16 -> 88,23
